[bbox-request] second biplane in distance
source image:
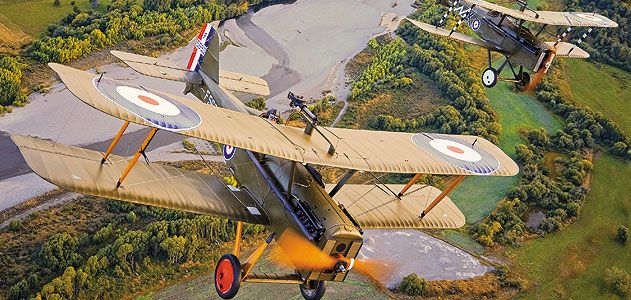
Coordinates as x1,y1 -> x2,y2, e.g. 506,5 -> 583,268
405,0 -> 617,90
12,22 -> 518,300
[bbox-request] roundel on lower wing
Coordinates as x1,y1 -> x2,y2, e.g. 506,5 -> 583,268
411,133 -> 500,175
93,77 -> 202,131
223,144 -> 236,160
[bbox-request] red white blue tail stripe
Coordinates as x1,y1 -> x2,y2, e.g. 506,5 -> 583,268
187,23 -> 215,72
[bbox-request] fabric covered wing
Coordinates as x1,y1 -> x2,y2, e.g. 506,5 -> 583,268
406,18 -> 503,52
464,0 -> 617,27
331,184 -> 465,229
49,63 -> 518,176
546,42 -> 590,58
12,135 -> 270,225
110,51 -> 270,96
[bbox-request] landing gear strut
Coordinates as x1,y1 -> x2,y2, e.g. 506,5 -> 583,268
515,69 -> 531,90
482,50 -> 531,90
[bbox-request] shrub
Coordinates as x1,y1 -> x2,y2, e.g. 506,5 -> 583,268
617,225 -> 629,245
397,273 -> 428,296
604,266 -> 631,296
246,96 -> 266,111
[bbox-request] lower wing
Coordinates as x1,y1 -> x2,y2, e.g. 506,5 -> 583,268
12,135 -> 270,225
331,184 -> 465,229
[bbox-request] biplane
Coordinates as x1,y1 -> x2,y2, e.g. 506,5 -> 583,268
405,0 -> 618,90
12,22 -> 518,300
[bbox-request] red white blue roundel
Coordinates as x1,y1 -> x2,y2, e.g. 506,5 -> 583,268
470,18 -> 481,31
411,133 -> 500,175
93,77 -> 202,131
223,144 -> 236,160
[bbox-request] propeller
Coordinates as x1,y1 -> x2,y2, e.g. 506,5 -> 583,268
524,47 -> 556,91
269,229 -> 394,281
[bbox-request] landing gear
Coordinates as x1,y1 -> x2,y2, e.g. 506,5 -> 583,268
482,68 -> 498,88
215,254 -> 241,299
515,71 -> 531,90
299,280 -> 326,300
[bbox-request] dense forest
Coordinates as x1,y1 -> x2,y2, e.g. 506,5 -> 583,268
565,0 -> 631,72
3,196 -> 264,300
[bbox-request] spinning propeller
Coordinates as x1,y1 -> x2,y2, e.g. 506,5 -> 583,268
269,229 -> 394,281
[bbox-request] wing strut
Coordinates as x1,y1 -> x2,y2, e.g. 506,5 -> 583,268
116,128 -> 158,187
101,121 -> 130,164
398,173 -> 423,197
420,175 -> 466,219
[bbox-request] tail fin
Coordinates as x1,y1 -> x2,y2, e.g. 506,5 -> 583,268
187,21 -> 220,83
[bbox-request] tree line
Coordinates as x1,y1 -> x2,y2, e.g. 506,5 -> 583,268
0,56 -> 27,110
30,0 -> 261,63
565,0 -> 631,72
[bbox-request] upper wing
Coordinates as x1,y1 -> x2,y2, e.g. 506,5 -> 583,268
464,0 -> 617,27
331,184 -> 465,229
110,50 -> 270,96
405,18 -> 504,52
547,42 -> 590,58
49,63 -> 518,176
12,135 -> 270,225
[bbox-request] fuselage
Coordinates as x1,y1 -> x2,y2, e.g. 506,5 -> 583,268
192,75 -> 364,282
449,0 -> 553,72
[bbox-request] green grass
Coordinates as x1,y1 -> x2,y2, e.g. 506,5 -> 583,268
0,0 -> 111,37
508,154 -> 631,299
437,230 -> 486,254
566,59 -> 631,135
452,80 -> 563,223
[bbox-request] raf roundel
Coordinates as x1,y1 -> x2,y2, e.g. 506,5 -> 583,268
93,77 -> 202,131
470,18 -> 481,31
411,133 -> 500,175
223,144 -> 236,161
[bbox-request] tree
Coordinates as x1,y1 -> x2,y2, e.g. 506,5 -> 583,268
53,0 -> 60,6
160,236 -> 186,263
38,232 -> 81,273
8,279 -> 29,300
397,273 -> 428,296
617,226 -> 629,245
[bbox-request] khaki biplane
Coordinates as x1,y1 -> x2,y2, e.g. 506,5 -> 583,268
405,0 -> 617,90
13,22 -> 518,299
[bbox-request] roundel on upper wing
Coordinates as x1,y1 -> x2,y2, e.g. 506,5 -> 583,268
574,13 -> 604,22
470,18 -> 481,31
93,77 -> 202,131
411,133 -> 500,175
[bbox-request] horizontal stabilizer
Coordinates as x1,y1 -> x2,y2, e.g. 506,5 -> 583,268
331,184 -> 465,229
12,135 -> 270,225
405,18 -> 504,52
546,42 -> 590,59
111,50 -> 270,96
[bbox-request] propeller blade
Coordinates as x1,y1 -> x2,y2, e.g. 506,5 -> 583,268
269,229 -> 395,281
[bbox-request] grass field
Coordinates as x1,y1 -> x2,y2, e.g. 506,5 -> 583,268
508,154 -> 631,299
0,0 -> 111,37
451,75 -> 563,224
566,60 -> 631,135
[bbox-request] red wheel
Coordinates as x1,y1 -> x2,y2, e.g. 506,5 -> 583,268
214,253 -> 241,299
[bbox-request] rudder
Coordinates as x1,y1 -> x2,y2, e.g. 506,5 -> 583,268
187,21 -> 220,83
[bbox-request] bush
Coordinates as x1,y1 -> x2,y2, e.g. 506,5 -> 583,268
397,273 -> 428,296
7,220 -> 22,231
605,266 -> 631,296
246,96 -> 266,111
8,279 -> 29,300
617,225 -> 629,245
